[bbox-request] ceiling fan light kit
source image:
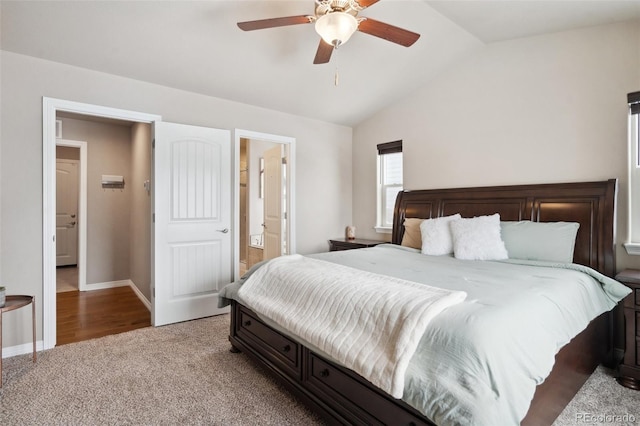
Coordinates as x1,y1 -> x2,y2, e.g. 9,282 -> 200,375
236,0 -> 420,64
315,12 -> 359,48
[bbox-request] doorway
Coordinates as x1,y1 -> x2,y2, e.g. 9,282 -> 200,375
56,147 -> 80,293
55,139 -> 87,294
43,98 -> 162,350
53,113 -> 153,345
235,130 -> 296,279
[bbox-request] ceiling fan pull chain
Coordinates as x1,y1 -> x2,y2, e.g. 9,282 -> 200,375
334,50 -> 340,86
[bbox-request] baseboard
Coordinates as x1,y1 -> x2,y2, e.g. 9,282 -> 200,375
83,279 -> 150,312
128,281 -> 151,312
2,340 -> 44,359
84,279 -> 131,291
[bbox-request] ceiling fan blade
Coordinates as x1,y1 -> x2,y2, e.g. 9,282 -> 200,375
313,40 -> 334,64
358,18 -> 420,47
357,0 -> 380,8
237,15 -> 312,31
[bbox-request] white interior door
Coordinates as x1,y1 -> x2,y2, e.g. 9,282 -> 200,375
153,121 -> 231,326
56,159 -> 79,266
263,145 -> 283,261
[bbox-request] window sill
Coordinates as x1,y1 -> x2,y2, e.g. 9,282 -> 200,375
374,226 -> 392,234
623,243 -> 640,256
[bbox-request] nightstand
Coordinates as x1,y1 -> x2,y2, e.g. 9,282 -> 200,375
329,238 -> 385,252
614,269 -> 640,390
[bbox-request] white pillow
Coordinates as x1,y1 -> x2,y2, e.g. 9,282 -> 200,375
500,221 -> 580,263
420,214 -> 461,255
449,214 -> 508,260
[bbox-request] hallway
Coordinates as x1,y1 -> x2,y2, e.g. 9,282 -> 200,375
56,286 -> 150,346
56,266 -> 78,293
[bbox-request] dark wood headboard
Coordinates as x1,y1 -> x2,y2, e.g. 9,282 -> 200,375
392,179 -> 617,277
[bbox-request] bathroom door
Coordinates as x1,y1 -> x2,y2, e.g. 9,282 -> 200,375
263,144 -> 284,261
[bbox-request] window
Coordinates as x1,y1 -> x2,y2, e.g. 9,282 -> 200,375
625,91 -> 640,254
376,140 -> 403,233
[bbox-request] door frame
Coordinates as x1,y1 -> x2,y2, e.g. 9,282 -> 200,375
42,97 -> 162,350
56,140 -> 88,291
233,129 -> 296,280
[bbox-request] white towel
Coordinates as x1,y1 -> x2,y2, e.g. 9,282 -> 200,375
238,254 -> 467,398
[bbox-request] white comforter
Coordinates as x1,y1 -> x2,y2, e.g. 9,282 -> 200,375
237,254 -> 467,398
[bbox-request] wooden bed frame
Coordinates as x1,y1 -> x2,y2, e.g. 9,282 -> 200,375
229,179 -> 618,426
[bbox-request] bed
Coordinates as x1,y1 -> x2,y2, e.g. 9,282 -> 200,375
221,179 -> 628,425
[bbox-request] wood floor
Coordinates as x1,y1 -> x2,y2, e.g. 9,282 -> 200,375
56,286 -> 151,346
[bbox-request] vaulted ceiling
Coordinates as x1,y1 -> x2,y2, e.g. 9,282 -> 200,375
1,1 -> 639,126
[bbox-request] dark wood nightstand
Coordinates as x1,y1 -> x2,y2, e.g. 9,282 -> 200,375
329,238 -> 385,251
614,269 -> 640,390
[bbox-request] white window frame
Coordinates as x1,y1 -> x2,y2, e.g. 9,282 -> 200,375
375,142 -> 403,233
625,103 -> 640,254
625,91 -> 640,254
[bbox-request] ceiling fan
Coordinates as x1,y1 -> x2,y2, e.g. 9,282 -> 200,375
237,0 -> 420,64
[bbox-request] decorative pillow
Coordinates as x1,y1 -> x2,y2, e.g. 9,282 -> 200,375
401,218 -> 423,249
449,214 -> 508,260
420,214 -> 462,255
500,221 -> 580,263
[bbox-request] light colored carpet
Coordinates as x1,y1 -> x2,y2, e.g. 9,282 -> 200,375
1,314 -> 638,425
1,314 -> 323,425
554,365 -> 639,425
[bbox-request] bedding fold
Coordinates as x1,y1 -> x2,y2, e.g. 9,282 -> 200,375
237,254 -> 467,398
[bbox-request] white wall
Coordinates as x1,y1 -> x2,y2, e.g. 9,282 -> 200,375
129,123 -> 152,300
0,50 -> 352,347
353,20 -> 640,270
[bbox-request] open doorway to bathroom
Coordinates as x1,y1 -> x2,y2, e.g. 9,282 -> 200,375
238,134 -> 294,277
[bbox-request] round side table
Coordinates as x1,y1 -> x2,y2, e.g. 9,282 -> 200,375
0,295 -> 36,387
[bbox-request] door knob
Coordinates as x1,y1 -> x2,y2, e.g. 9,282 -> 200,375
67,221 -> 76,227
70,214 -> 76,218
217,228 -> 229,234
